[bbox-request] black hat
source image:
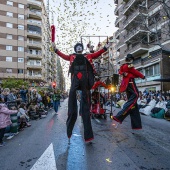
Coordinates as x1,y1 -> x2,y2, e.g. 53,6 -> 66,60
125,54 -> 134,61
74,43 -> 84,53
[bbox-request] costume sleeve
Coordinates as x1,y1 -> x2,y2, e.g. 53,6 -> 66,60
118,65 -> 124,75
128,67 -> 145,79
55,50 -> 70,61
89,48 -> 106,59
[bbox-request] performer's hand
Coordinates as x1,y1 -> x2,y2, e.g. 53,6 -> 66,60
104,42 -> 112,49
123,72 -> 128,76
52,43 -> 57,52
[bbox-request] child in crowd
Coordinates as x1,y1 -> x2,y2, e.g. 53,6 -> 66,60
0,103 -> 18,146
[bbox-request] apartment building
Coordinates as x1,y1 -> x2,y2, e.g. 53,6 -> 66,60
114,0 -> 170,92
0,0 -> 58,86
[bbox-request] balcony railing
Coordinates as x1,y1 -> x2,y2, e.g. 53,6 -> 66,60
27,63 -> 41,66
27,19 -> 41,25
116,41 -> 124,50
114,5 -> 119,15
125,43 -> 149,55
115,29 -> 121,39
29,9 -> 41,16
27,74 -> 42,77
114,0 -> 118,4
123,0 -> 136,14
28,49 -> 42,55
125,26 -> 148,42
123,7 -> 147,28
115,16 -> 124,27
28,0 -> 41,6
27,30 -> 41,35
28,40 -> 41,45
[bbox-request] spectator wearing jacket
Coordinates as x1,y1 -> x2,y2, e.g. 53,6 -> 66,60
20,85 -> 28,103
52,89 -> 61,114
0,104 -> 18,146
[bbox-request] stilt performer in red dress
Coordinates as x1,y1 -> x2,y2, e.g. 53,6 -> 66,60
112,54 -> 145,129
52,35 -> 111,142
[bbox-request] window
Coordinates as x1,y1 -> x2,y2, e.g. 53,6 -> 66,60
6,57 -> 12,62
6,23 -> 13,28
6,45 -> 12,51
18,58 -> 24,62
18,14 -> 24,20
36,60 -> 41,65
18,4 -> 24,9
7,1 -> 13,6
18,36 -> 24,41
18,69 -> 24,74
6,12 -> 13,17
6,34 -> 13,39
18,25 -> 24,30
18,47 -> 24,52
154,63 -> 160,75
6,68 -> 12,73
145,66 -> 154,77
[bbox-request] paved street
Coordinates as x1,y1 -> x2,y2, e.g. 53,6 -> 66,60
0,99 -> 170,170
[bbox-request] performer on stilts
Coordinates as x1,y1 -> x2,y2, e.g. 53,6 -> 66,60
53,42 -> 111,143
112,54 -> 145,129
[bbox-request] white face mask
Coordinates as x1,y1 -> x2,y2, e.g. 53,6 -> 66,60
76,45 -> 83,52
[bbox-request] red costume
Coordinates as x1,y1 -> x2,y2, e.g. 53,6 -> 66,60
119,63 -> 145,92
55,45 -> 107,142
112,54 -> 145,129
55,49 -> 106,74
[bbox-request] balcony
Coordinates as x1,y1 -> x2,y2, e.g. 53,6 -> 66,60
28,9 -> 41,19
27,39 -> 42,48
27,0 -> 42,8
115,16 -> 124,27
114,5 -> 119,15
125,43 -> 149,56
27,49 -> 42,59
124,26 -> 148,42
27,19 -> 41,26
123,7 -> 147,29
116,41 -> 124,51
114,0 -> 118,4
27,63 -> 42,69
123,0 -> 136,14
27,30 -> 42,38
115,29 -> 121,39
26,74 -> 42,79
133,57 -> 142,68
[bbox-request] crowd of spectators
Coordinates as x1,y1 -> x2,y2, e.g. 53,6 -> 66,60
113,90 -> 170,120
0,85 -> 68,147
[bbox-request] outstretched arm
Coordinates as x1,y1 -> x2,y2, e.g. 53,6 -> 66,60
52,44 -> 70,61
89,43 -> 112,59
55,49 -> 70,61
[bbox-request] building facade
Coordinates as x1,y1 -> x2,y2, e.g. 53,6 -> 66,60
114,0 -> 170,92
0,0 -> 61,87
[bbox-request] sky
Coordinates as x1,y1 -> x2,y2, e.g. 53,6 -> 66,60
45,0 -> 117,90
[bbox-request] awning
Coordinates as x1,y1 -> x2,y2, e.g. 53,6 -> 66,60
153,78 -> 170,82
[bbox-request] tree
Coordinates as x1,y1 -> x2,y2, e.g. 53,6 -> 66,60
2,77 -> 29,89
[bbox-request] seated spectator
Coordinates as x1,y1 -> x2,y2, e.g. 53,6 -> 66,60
116,96 -> 126,109
150,96 -> 167,119
139,96 -> 157,116
137,95 -> 147,109
27,103 -> 39,120
17,103 -> 31,130
0,103 -> 18,147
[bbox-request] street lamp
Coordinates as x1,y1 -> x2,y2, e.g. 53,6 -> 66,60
110,85 -> 115,118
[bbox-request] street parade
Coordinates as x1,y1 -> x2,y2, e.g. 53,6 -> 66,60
0,0 -> 170,170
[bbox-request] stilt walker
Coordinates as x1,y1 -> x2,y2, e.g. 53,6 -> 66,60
52,41 -> 111,143
112,54 -> 145,129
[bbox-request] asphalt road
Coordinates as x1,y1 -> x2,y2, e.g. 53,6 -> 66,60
0,99 -> 170,170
